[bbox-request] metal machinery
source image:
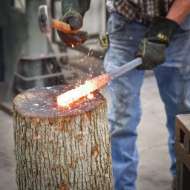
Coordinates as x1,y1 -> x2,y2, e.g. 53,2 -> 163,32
0,0 -> 106,115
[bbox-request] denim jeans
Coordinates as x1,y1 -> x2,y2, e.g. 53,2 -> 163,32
104,12 -> 190,190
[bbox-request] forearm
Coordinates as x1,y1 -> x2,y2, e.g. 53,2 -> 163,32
167,0 -> 190,24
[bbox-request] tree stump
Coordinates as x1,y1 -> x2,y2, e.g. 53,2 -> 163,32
13,86 -> 113,190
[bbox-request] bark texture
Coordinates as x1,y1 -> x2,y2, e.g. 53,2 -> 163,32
13,86 -> 113,190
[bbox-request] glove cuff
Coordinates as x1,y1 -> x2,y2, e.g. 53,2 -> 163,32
63,10 -> 83,19
146,17 -> 179,45
61,0 -> 90,17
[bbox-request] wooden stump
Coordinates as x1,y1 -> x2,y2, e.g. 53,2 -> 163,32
13,86 -> 113,190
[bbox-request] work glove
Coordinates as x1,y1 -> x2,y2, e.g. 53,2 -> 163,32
137,17 -> 179,70
62,10 -> 83,30
57,10 -> 87,47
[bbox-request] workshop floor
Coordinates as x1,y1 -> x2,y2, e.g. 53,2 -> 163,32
0,73 -> 172,190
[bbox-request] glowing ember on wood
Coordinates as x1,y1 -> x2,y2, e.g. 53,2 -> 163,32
57,74 -> 110,107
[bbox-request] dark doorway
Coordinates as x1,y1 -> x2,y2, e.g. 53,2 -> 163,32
0,29 -> 4,81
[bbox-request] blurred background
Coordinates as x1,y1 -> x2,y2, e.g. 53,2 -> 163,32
0,0 -> 106,109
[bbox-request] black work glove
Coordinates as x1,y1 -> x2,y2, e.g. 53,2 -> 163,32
137,17 -> 179,70
62,10 -> 83,30
57,11 -> 87,47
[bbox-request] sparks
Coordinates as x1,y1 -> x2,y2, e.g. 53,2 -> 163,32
57,74 -> 111,108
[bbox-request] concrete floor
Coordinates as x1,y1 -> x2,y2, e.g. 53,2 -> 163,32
0,73 -> 173,190
138,73 -> 172,190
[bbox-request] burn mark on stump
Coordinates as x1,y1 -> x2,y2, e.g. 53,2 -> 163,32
91,144 -> 100,159
59,182 -> 70,190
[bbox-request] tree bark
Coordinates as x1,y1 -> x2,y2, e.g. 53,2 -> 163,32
13,86 -> 113,190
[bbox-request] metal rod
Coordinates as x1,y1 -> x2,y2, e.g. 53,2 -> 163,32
15,72 -> 64,82
20,53 -> 67,62
108,58 -> 142,79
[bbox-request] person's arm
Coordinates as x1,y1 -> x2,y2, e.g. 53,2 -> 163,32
167,0 -> 190,24
58,0 -> 90,47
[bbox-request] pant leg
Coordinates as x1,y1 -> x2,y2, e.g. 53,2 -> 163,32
154,28 -> 190,177
104,13 -> 146,190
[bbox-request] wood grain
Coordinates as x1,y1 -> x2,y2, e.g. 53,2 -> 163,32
13,86 -> 113,190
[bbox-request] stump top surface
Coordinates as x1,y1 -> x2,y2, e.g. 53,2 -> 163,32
13,85 -> 106,118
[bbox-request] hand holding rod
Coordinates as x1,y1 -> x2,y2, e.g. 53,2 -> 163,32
38,5 -> 78,34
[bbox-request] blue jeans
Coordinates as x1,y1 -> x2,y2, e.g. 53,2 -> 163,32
104,13 -> 190,190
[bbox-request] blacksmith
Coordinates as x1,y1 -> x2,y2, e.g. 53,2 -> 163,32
58,1 -> 190,189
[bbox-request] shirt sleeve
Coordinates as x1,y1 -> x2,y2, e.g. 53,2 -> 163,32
62,0 -> 91,16
113,0 -> 140,21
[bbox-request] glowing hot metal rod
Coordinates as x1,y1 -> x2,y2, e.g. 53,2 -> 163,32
57,58 -> 142,107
